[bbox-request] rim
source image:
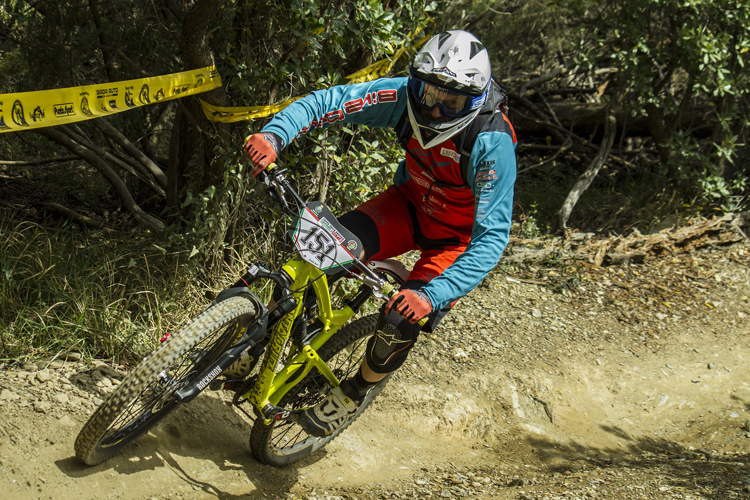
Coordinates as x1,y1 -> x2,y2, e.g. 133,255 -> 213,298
97,321 -> 241,449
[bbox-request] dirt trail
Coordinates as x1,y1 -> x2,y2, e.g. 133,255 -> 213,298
1,242 -> 749,500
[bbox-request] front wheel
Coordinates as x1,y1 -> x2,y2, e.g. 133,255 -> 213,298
249,313 -> 388,467
75,296 -> 257,465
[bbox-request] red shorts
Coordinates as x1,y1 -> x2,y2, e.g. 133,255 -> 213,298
351,186 -> 469,285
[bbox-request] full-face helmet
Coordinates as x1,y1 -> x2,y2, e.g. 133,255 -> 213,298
407,30 -> 492,149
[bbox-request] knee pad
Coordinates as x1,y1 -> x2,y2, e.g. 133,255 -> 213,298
365,308 -> 420,374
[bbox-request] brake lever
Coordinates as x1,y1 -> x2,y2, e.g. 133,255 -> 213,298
259,167 -> 291,211
350,258 -> 427,326
272,178 -> 290,211
270,167 -> 305,213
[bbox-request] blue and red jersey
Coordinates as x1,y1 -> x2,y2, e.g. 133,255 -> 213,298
261,77 -> 517,310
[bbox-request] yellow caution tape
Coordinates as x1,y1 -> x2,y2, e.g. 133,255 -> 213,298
201,28 -> 432,124
344,46 -> 408,84
0,26 -> 431,131
201,96 -> 305,124
0,66 -> 221,134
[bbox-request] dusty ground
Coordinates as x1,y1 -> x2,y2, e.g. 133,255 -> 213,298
1,236 -> 749,500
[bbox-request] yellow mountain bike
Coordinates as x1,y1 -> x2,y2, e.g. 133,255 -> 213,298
74,166 -> 411,467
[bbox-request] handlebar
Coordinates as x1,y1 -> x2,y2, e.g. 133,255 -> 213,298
257,164 -> 391,293
257,163 -> 427,327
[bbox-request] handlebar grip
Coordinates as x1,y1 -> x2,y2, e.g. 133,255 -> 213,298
256,163 -> 276,183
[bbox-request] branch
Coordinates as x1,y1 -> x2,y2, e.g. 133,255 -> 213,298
106,144 -> 166,196
266,40 -> 307,105
508,90 -> 569,144
512,106 -> 639,172
43,202 -> 103,229
519,65 -> 568,96
0,156 -> 78,166
116,48 -> 147,76
34,127 -> 166,233
95,119 -> 168,189
554,105 -> 618,233
65,125 -> 165,197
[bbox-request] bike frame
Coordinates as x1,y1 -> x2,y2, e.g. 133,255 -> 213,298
228,164 -> 405,426
243,256 -> 363,424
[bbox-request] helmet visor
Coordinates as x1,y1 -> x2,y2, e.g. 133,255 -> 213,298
409,76 -> 485,118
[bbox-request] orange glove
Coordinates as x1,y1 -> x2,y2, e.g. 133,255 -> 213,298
385,289 -> 433,324
244,132 -> 281,177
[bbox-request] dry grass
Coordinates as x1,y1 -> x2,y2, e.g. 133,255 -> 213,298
0,214 -> 204,365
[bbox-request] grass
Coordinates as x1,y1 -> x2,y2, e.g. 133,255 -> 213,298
0,214 -> 206,366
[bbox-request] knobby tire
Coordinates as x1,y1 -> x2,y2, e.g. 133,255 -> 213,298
74,296 -> 257,465
249,313 -> 388,467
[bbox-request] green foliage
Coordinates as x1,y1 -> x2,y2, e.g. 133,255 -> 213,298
599,0 -> 750,209
217,0 -> 432,105
0,215 -> 204,363
515,200 -> 543,239
0,0 -> 434,272
174,0 -> 433,269
457,0 -> 749,221
327,127 -> 402,211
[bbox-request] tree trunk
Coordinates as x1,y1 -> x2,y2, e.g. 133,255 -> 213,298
553,104 -> 618,233
88,0 -> 115,82
168,0 -> 244,269
168,0 -> 231,213
644,102 -> 671,165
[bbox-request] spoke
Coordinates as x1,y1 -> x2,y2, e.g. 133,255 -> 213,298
271,421 -> 304,447
100,326 -> 231,442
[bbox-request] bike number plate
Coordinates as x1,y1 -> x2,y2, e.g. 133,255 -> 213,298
290,202 -> 362,275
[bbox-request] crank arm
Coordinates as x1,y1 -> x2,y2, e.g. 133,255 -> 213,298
260,403 -> 303,423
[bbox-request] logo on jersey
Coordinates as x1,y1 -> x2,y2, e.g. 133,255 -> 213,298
440,148 -> 460,163
301,89 -> 398,134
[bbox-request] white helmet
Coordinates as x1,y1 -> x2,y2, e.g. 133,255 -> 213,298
407,30 -> 492,149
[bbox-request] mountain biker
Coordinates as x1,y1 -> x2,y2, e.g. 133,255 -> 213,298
243,30 -> 517,437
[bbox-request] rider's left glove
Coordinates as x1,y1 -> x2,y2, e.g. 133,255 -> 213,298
386,289 -> 433,324
244,132 -> 282,177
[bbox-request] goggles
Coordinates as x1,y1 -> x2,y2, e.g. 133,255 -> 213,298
408,75 -> 487,118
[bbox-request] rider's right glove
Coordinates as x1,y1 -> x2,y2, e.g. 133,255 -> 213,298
244,132 -> 282,177
386,289 -> 433,324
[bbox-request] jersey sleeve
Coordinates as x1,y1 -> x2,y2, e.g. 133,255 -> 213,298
261,78 -> 408,148
422,123 -> 517,310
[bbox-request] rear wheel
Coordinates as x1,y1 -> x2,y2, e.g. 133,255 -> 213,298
249,313 -> 387,467
74,296 -> 257,465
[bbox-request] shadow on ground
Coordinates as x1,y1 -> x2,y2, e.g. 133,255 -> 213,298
53,391 -> 328,499
525,424 -> 750,499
